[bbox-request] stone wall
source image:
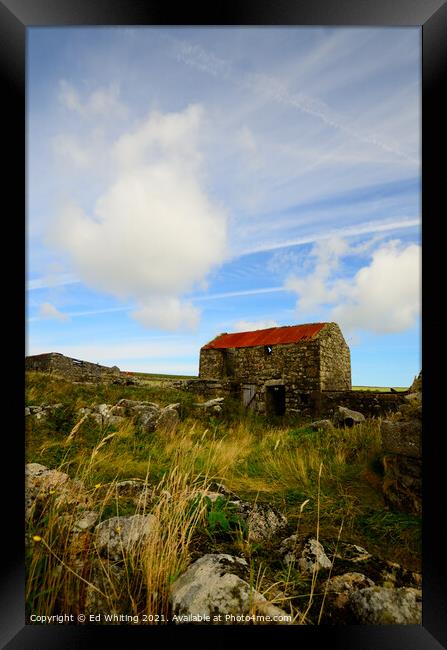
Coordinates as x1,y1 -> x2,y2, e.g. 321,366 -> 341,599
25,353 -> 120,383
198,349 -> 225,380
171,378 -> 236,398
319,323 -> 351,390
310,390 -> 407,419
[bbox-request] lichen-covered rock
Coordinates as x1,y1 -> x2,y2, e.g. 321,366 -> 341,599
381,420 -> 421,458
94,514 -> 157,561
233,501 -> 287,543
26,403 -> 64,420
207,482 -> 240,500
73,510 -> 99,532
331,543 -> 421,590
298,538 -> 332,574
323,573 -> 375,622
310,419 -> 334,432
334,406 -> 365,428
349,586 -> 422,624
382,454 -> 421,515
109,480 -> 154,507
156,405 -> 180,432
194,397 -> 225,414
25,463 -> 89,520
170,554 -> 292,624
84,560 -> 129,615
280,536 -> 332,573
137,410 -> 159,433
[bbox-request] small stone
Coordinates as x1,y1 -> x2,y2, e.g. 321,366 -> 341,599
349,586 -> 422,624
73,510 -> 99,532
297,538 -> 332,574
170,554 -> 292,624
309,419 -> 334,432
94,514 -> 158,561
324,573 -> 375,620
334,406 -> 365,428
234,501 -> 287,543
156,406 -> 180,432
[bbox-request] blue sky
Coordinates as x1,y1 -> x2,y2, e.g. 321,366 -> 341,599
26,27 -> 421,385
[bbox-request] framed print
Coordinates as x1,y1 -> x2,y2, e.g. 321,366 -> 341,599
2,0 -> 446,647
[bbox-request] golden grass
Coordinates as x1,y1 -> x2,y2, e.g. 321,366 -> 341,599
25,373 -> 419,624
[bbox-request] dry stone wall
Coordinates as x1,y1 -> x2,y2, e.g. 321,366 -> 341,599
311,391 -> 407,419
25,353 -> 120,383
319,324 -> 351,390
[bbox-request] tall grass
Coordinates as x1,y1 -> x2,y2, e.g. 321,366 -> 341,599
25,371 -> 421,623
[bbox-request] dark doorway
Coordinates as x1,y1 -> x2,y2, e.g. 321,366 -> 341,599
266,385 -> 286,416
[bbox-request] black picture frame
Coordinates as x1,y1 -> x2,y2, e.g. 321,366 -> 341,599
3,0 -> 446,647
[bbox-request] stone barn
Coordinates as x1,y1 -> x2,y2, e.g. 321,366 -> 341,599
199,322 -> 351,416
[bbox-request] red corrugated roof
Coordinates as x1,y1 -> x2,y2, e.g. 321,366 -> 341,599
203,323 -> 326,349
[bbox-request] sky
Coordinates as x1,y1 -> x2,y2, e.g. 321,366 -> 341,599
26,27 -> 421,386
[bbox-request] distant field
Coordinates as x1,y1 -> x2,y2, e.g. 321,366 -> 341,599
352,386 -> 407,392
127,371 -> 197,380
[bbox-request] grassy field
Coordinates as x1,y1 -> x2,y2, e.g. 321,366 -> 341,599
25,371 -> 420,623
352,386 -> 408,392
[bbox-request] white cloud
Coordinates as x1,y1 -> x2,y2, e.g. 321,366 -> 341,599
47,103 -> 228,332
52,134 -> 90,167
58,80 -> 128,119
236,217 -> 419,257
132,298 -> 199,332
285,238 -> 421,334
232,319 -> 279,332
38,302 -> 69,322
332,242 -> 421,333
285,236 -> 348,311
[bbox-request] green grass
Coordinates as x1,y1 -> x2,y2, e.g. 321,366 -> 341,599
352,386 -> 408,392
128,371 -> 197,380
25,370 -> 421,623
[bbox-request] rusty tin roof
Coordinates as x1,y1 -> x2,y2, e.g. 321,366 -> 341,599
202,323 -> 326,350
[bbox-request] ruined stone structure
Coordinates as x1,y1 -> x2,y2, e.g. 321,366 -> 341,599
199,323 -> 351,416
25,352 -> 120,383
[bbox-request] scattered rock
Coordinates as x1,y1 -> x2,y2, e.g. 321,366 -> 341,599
137,409 -> 160,433
26,403 -> 64,421
233,501 -> 287,543
381,420 -> 421,458
323,572 -> 375,622
25,463 -> 89,520
170,554 -> 292,624
281,536 -> 332,573
309,419 -> 334,432
94,514 -> 158,562
194,397 -> 225,414
349,586 -> 422,624
85,560 -> 129,615
108,480 -> 154,508
298,538 -> 332,574
334,543 -> 372,564
73,510 -> 99,532
334,406 -> 365,428
156,405 -> 180,432
207,482 -> 240,500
